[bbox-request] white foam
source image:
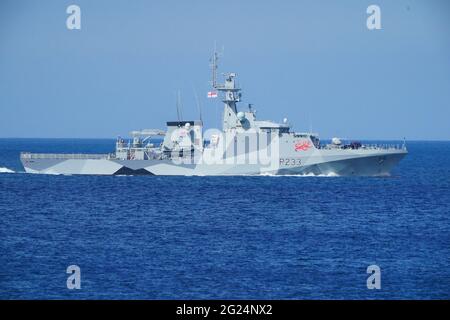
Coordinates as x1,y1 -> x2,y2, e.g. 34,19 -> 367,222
259,172 -> 339,177
0,167 -> 15,173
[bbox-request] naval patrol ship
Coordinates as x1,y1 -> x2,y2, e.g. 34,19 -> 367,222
20,51 -> 407,176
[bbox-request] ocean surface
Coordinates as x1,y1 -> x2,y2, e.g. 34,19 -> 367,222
0,138 -> 449,299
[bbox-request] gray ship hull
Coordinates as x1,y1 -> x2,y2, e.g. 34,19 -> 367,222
21,149 -> 407,176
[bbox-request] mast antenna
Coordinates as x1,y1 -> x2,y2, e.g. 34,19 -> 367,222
211,43 -> 218,88
210,42 -> 224,89
176,90 -> 183,121
192,85 -> 203,123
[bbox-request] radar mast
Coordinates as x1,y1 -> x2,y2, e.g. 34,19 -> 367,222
210,46 -> 242,130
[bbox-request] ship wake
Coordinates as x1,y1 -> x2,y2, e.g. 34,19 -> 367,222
259,172 -> 339,177
0,167 -> 15,174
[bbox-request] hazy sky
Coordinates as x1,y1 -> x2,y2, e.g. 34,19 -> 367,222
0,0 -> 449,139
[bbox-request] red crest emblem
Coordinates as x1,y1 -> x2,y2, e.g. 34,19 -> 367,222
294,141 -> 312,152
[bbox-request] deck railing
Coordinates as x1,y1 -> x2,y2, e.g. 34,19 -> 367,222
320,144 -> 406,150
20,152 -> 111,160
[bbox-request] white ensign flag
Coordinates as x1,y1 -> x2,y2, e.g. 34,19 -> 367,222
207,91 -> 218,98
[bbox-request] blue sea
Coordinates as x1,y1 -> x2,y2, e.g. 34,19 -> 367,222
0,138 -> 449,299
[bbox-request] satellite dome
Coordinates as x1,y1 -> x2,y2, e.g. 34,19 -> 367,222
332,137 -> 342,145
237,111 -> 246,122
